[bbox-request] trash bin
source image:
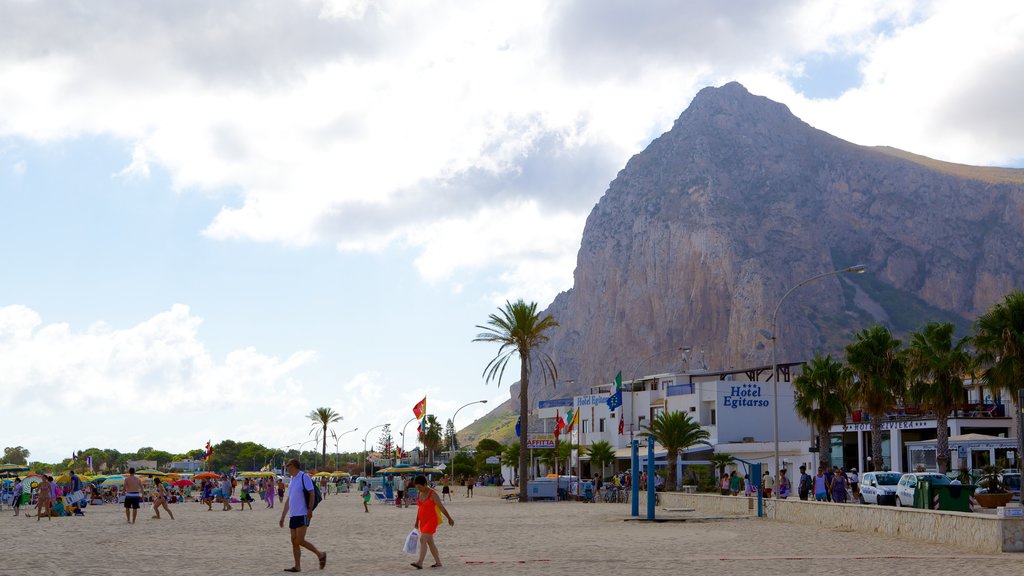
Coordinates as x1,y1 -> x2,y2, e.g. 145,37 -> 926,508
914,480 -> 977,512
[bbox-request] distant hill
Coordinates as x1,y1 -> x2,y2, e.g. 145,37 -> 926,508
471,81 -> 1024,435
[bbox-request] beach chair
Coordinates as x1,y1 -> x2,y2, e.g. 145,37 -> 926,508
372,491 -> 389,505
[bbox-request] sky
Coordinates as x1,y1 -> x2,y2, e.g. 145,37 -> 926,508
2,1 -> 1023,465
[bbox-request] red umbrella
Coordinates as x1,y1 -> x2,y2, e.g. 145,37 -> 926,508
194,472 -> 221,480
173,479 -> 196,487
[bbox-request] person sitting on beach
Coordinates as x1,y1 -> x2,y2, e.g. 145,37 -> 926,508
410,475 -> 455,570
123,468 -> 143,524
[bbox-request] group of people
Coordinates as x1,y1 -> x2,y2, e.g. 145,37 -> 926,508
5,472 -> 93,520
200,475 -> 283,511
718,465 -> 860,502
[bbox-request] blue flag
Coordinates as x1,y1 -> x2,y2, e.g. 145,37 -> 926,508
606,371 -> 623,411
515,416 -> 521,438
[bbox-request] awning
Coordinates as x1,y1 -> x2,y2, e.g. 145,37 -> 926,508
610,444 -> 712,459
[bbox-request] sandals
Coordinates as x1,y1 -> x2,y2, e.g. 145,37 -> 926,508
411,563 -> 423,569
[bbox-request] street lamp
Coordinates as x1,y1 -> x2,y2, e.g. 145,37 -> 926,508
627,347 -> 691,442
450,400 -> 488,468
400,416 -> 418,462
362,424 -> 386,478
769,264 -> 865,499
331,427 -> 358,470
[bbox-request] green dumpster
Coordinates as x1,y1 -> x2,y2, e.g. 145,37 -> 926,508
914,479 -> 976,512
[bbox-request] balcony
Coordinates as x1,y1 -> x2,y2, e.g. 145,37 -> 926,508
847,403 -> 1007,424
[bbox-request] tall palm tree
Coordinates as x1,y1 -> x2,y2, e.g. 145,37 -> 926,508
307,407 -> 342,466
419,415 -> 443,464
642,411 -> 711,491
475,299 -> 559,503
586,440 -> 616,480
846,325 -> 905,471
974,291 -> 1024,472
793,353 -> 853,471
906,321 -> 972,473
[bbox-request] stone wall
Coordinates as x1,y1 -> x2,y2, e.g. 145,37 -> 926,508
636,491 -> 1024,553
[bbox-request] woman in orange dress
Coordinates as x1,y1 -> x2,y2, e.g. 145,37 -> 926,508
410,475 -> 454,569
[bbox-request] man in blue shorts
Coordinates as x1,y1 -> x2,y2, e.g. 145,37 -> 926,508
279,459 -> 326,572
123,468 -> 143,524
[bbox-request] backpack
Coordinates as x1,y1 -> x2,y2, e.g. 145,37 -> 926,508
302,472 -> 322,511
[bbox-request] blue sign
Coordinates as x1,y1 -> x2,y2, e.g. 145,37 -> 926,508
538,398 -> 574,409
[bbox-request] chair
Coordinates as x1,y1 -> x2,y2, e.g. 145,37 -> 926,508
372,491 -> 389,504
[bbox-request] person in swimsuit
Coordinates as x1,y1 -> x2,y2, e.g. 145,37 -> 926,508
123,468 -> 143,524
441,476 -> 451,502
152,478 -> 174,520
410,475 -> 454,570
35,476 -> 53,521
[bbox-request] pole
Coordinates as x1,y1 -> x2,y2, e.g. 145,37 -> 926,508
450,400 -> 488,472
630,439 -> 639,517
362,424 -> 385,478
646,438 -> 655,520
770,264 -> 865,498
401,416 -> 417,463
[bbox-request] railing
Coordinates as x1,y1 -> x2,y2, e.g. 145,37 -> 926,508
847,403 -> 1006,424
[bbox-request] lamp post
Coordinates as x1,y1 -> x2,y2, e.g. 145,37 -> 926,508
331,427 -> 358,470
297,438 -> 318,470
628,347 -> 691,443
399,414 -> 415,459
450,400 -> 488,468
362,424 -> 385,478
769,264 -> 865,499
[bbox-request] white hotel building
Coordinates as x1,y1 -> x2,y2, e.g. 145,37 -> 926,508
535,363 -> 1021,478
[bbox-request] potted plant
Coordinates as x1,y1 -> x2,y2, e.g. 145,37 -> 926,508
975,465 -> 1013,508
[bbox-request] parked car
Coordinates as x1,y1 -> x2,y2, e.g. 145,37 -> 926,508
859,471 -> 902,505
1000,471 -> 1021,501
895,472 -> 950,507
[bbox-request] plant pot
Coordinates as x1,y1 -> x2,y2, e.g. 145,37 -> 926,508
975,492 -> 1013,508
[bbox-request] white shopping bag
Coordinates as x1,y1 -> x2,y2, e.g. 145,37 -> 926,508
403,529 -> 419,555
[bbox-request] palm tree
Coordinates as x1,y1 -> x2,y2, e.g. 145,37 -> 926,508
708,452 -> 736,480
474,299 -> 559,503
642,411 -> 711,491
419,415 -> 444,464
501,441 -> 521,485
793,353 -> 853,471
586,440 -> 616,480
974,291 -> 1024,472
307,407 -> 342,466
906,321 -> 972,473
846,325 -> 905,471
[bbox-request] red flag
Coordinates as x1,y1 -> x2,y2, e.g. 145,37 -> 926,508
618,415 -> 624,435
554,410 -> 566,436
413,397 -> 427,419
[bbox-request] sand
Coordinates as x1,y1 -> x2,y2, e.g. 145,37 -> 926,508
1,489 -> 1018,575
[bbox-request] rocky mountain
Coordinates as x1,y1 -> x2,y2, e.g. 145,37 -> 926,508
479,82 -> 1024,432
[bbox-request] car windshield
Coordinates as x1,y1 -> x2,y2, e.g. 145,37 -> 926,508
876,473 -> 901,485
923,474 -> 950,484
1003,475 -> 1021,490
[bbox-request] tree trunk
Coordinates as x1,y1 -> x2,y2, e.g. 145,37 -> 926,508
818,427 -> 831,471
936,412 -> 950,473
870,411 -> 884,471
518,352 -> 530,503
667,448 -> 677,490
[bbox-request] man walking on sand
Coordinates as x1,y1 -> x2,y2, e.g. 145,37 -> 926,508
279,459 -> 326,573
123,468 -> 143,524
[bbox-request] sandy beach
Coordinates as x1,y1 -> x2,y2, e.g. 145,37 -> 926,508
1,490 -> 1018,575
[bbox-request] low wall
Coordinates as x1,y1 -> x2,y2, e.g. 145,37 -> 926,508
637,491 -> 1024,553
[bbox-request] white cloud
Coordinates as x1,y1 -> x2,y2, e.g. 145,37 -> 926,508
113,144 -> 151,180
1,0 -> 1022,307
11,160 -> 26,176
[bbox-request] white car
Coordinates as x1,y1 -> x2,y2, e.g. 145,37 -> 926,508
859,471 -> 901,505
894,472 -> 950,507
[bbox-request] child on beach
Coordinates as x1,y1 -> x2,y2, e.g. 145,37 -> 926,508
361,480 -> 370,513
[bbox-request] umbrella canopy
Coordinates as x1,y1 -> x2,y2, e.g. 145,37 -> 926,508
98,475 -> 126,486
376,466 -> 443,476
194,472 -> 222,480
0,463 -> 30,476
311,472 -> 334,478
173,479 -> 196,487
238,471 -> 274,478
134,469 -> 166,477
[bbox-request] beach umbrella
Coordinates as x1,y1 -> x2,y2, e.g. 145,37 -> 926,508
312,472 -> 334,478
98,475 -> 126,486
173,479 -> 195,487
238,471 -> 273,478
0,463 -> 30,476
134,469 -> 166,477
194,472 -> 221,480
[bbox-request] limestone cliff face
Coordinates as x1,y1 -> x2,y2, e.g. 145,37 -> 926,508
512,82 -> 1024,410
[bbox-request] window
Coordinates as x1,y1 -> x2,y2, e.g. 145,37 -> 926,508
582,419 -> 589,434
599,418 -> 606,433
710,409 -> 716,425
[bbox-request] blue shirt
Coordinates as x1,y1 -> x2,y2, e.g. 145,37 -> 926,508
287,472 -> 315,517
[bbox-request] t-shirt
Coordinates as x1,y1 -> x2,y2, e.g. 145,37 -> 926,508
814,474 -> 827,494
287,472 -> 315,517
